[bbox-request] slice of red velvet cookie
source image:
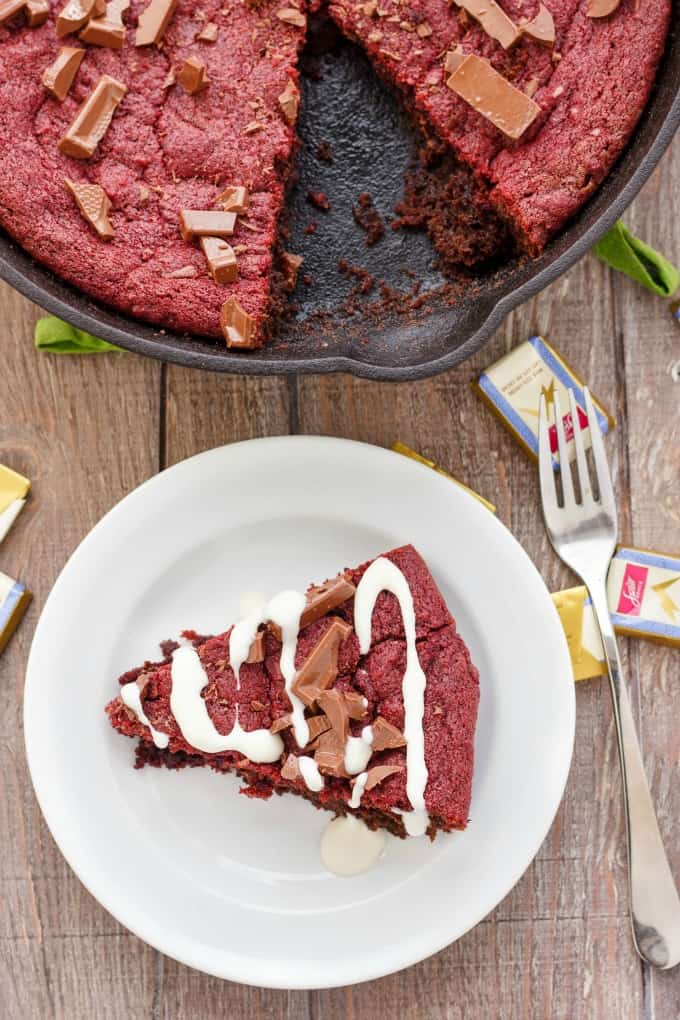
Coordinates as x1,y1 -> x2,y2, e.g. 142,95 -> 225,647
106,544 -> 480,839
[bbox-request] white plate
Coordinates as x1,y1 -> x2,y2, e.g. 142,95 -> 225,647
24,437 -> 574,989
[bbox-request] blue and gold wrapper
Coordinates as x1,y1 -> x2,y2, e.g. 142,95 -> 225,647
0,571 -> 32,655
475,336 -> 615,467
607,546 -> 680,648
0,463 -> 30,546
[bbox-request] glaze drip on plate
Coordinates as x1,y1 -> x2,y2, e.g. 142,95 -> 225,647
120,680 -> 169,750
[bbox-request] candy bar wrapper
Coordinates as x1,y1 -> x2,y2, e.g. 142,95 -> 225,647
0,463 -> 30,545
475,336 -> 615,467
607,546 -> 680,648
392,442 -> 496,513
0,571 -> 32,655
552,586 -> 606,682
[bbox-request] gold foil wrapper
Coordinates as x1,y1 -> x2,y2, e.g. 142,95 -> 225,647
392,442 -> 496,513
0,463 -> 30,545
552,586 -> 606,682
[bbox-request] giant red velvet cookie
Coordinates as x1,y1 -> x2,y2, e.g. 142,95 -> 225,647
106,544 -> 481,839
0,0 -> 670,342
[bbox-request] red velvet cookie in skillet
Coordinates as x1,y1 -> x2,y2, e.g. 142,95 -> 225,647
106,544 -> 480,839
0,0 -> 306,342
329,0 -> 670,252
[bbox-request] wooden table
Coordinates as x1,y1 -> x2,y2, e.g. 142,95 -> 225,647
2,142 -> 679,1019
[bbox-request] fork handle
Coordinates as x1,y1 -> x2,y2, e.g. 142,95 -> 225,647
590,582 -> 680,969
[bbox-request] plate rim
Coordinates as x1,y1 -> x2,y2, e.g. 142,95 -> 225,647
23,436 -> 576,988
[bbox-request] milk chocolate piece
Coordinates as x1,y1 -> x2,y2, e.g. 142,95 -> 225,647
280,753 -> 301,782
363,764 -> 404,791
278,78 -> 299,124
65,178 -> 114,239
454,0 -> 519,49
177,56 -> 209,95
216,185 -> 250,214
587,0 -> 621,15
79,0 -> 130,48
317,689 -> 349,742
135,0 -> 177,45
521,3 -> 555,45
42,46 -> 84,101
271,713 -> 292,733
58,74 -> 127,159
246,631 -> 265,663
197,20 -> 218,41
314,728 -> 349,777
220,296 -> 256,349
304,714 -> 331,747
57,0 -> 105,36
447,54 -> 540,141
26,0 -> 49,25
370,716 -> 406,751
276,6 -> 305,27
200,236 -> 238,284
292,619 -> 351,707
0,1 -> 26,24
344,691 -> 368,720
179,210 -> 236,241
301,576 -> 356,630
281,251 -> 303,290
444,46 -> 465,75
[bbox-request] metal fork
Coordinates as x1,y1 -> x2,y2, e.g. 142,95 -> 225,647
538,386 -> 680,969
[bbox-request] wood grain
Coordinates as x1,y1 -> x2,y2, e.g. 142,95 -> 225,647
1,138 -> 679,1017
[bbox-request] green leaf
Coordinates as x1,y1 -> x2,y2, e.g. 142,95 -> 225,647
34,316 -> 123,355
593,221 -> 680,298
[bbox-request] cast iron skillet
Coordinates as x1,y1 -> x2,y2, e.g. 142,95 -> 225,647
1,19 -> 678,381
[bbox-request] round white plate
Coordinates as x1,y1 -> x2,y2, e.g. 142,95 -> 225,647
25,437 -> 574,989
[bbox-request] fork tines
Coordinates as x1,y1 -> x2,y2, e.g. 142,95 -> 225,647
538,386 -> 615,515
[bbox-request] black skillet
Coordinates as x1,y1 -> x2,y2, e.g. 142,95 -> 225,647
1,15 -> 678,381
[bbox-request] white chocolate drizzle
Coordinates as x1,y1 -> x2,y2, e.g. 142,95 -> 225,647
344,725 -> 374,775
120,681 -> 169,749
298,755 -> 324,792
229,589 -> 309,747
354,557 -> 429,838
349,770 -> 368,809
320,815 -> 385,876
170,645 -> 284,762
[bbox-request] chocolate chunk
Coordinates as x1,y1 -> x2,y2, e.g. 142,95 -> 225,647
447,54 -> 540,141
301,577 -> 355,630
363,764 -> 403,791
56,0 -> 105,36
444,46 -> 465,75
587,0 -> 621,15
317,689 -> 349,742
179,210 -> 236,242
521,3 -> 555,45
79,0 -> 129,48
177,56 -> 209,95
314,728 -> 349,777
0,1 -> 28,24
65,178 -> 114,239
280,753 -> 301,782
196,20 -> 218,41
200,236 -> 238,284
246,631 -> 265,663
216,185 -> 249,214
220,296 -> 256,349
453,0 -> 519,49
291,619 -> 351,708
370,716 -> 406,751
344,691 -> 368,720
270,713 -> 292,733
281,251 -> 303,290
278,78 -> 299,124
42,46 -> 84,102
58,74 -> 127,159
26,0 -> 49,25
303,714 -> 331,748
276,6 -> 306,27
135,0 -> 177,45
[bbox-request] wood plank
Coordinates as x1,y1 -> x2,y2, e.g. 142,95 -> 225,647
0,280 -> 161,1020
615,143 -> 680,1016
298,234 -> 642,1015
